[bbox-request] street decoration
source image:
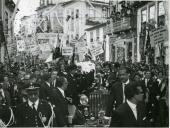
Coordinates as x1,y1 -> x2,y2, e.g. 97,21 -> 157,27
62,47 -> 73,56
17,40 -> 25,52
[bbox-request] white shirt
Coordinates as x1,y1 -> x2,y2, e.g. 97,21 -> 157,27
45,81 -> 50,87
122,79 -> 130,103
145,79 -> 149,87
28,99 -> 39,110
57,87 -> 65,98
0,89 -> 5,98
127,100 -> 137,120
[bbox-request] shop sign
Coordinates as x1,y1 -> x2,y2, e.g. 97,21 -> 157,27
150,26 -> 168,47
62,47 -> 73,56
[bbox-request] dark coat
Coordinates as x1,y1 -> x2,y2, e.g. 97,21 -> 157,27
110,102 -> 147,127
50,87 -> 69,127
39,81 -> 52,102
15,99 -> 52,127
0,104 -> 11,125
105,80 -> 133,116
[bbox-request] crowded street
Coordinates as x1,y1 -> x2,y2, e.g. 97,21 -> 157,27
0,0 -> 169,127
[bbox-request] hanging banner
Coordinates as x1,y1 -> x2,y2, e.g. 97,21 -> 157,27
150,26 -> 168,47
76,41 -> 87,47
90,46 -> 104,57
62,47 -> 73,56
17,40 -> 25,52
36,33 -> 61,51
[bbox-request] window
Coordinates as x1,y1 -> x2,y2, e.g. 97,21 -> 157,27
90,31 -> 93,42
149,5 -> 155,22
141,9 -> 147,23
158,2 -> 165,26
42,0 -> 45,6
96,29 -> 99,40
89,8 -> 95,19
149,5 -> 156,30
76,9 -> 79,18
71,9 -> 74,31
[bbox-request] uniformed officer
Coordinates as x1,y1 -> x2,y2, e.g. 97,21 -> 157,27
15,83 -> 54,127
0,90 -> 15,127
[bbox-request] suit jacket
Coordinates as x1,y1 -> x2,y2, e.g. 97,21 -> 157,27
110,102 -> 146,127
50,87 -> 69,127
15,99 -> 52,127
0,104 -> 11,124
39,81 -> 52,102
105,80 -> 133,116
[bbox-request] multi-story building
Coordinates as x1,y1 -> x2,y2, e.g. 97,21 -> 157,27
106,0 -> 139,63
0,0 -> 16,63
36,0 -> 64,33
107,0 -> 168,65
20,14 -> 38,55
136,1 -> 169,64
20,14 -> 37,37
62,0 -> 108,43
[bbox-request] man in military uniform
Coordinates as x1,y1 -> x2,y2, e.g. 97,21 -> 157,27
0,90 -> 14,127
15,83 -> 53,127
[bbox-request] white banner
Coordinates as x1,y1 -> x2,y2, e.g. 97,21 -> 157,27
90,45 -> 103,57
62,47 -> 73,56
17,40 -> 25,52
36,33 -> 61,52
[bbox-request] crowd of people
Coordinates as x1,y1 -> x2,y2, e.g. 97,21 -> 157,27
0,57 -> 169,127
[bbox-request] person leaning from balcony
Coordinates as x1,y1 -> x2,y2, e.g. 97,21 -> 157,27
50,76 -> 69,127
105,66 -> 133,117
110,82 -> 148,127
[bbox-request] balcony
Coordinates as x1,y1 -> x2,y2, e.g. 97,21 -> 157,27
112,17 -> 135,34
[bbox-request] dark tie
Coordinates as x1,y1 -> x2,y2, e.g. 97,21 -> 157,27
32,103 -> 37,113
122,83 -> 126,103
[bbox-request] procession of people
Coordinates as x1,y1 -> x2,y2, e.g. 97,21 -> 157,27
0,57 -> 169,127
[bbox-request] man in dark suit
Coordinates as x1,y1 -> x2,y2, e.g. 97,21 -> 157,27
106,66 -> 133,116
15,84 -> 53,127
50,76 -> 69,127
110,82 -> 147,127
141,71 -> 160,126
39,73 -> 52,102
50,70 -> 58,88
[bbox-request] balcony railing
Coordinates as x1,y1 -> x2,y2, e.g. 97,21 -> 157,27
112,17 -> 133,33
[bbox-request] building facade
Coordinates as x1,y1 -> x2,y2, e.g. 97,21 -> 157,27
62,0 -> 108,43
136,1 -> 169,64
0,0 -> 16,63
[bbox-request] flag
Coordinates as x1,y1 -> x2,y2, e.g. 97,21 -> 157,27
145,30 -> 151,55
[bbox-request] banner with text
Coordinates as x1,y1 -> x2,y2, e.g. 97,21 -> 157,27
90,45 -> 104,57
62,47 -> 73,56
36,33 -> 61,52
17,40 -> 25,52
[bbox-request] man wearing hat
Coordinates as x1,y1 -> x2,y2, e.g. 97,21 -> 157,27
15,83 -> 53,127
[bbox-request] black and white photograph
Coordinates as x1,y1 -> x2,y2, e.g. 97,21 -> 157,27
0,0 -> 169,127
